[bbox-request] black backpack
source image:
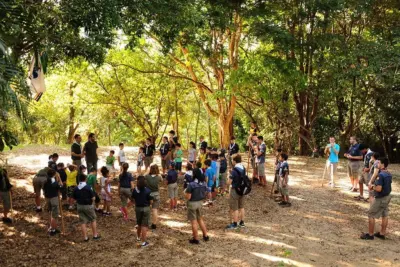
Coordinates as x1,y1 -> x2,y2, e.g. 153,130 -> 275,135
233,167 -> 252,196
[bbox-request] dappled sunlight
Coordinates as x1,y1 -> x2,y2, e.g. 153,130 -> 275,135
15,178 -> 34,193
225,233 -> 296,249
251,252 -> 313,267
290,195 -> 306,201
161,220 -> 187,228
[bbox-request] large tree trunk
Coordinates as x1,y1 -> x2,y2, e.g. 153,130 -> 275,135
218,114 -> 233,149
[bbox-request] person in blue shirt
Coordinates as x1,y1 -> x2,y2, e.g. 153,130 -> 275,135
204,159 -> 215,204
324,137 -> 340,188
344,136 -> 363,192
361,157 -> 392,240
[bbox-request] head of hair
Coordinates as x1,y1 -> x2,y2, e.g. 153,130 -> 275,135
79,165 -> 87,171
200,135 -> 204,140
57,162 -> 64,168
211,153 -> 218,160
67,165 -> 75,172
122,162 -> 129,175
176,143 -> 181,148
190,141 -> 196,149
149,164 -> 160,175
372,152 -> 380,159
281,153 -> 289,161
204,159 -> 212,167
206,147 -> 212,151
79,174 -> 87,182
137,176 -> 146,190
252,133 -> 258,137
277,148 -> 282,153
48,155 -> 53,160
74,134 -> 81,139
186,164 -> 193,171
146,138 -> 151,142
200,147 -> 206,153
89,167 -> 96,173
358,144 -> 369,151
139,147 -> 144,151
169,130 -> 175,135
100,166 -> 109,177
230,136 -> 236,140
47,168 -> 56,177
163,136 -> 168,141
88,133 -> 95,139
378,157 -> 389,168
110,150 -> 115,154
52,153 -> 59,159
119,142 -> 124,147
196,162 -> 202,168
232,154 -> 242,164
258,136 -> 263,140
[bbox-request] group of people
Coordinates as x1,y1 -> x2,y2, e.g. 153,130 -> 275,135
323,136 -> 393,240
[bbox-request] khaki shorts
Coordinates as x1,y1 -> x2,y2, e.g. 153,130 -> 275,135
368,195 -> 392,219
168,183 -> 178,199
229,189 -> 244,211
77,204 -> 97,224
219,172 -> 227,187
144,157 -> 153,168
359,172 -> 370,185
136,206 -> 151,226
33,176 -> 47,196
258,163 -> 265,177
161,155 -> 170,169
347,161 -> 362,178
150,192 -> 160,209
46,197 -> 59,218
119,187 -> 132,207
0,191 -> 11,210
280,184 -> 289,196
187,201 -> 203,221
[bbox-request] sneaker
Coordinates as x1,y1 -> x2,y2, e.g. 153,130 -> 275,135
2,217 -> 12,224
360,233 -> 374,240
93,235 -> 101,240
151,224 -> 157,230
353,195 -> 363,200
239,221 -> 246,228
102,212 -> 111,216
141,241 -> 149,247
203,236 -> 210,242
84,237 -> 89,242
95,208 -> 103,213
374,232 -> 386,240
53,229 -> 61,234
282,202 -> 292,208
226,223 -> 238,230
189,238 -> 200,244
35,207 -> 43,213
49,230 -> 57,236
68,206 -> 74,211
136,237 -> 141,242
278,201 -> 287,206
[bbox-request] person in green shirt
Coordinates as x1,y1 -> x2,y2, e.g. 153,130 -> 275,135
87,167 -> 101,212
106,150 -> 116,179
174,143 -> 183,172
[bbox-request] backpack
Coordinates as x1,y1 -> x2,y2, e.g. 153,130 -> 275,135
233,167 -> 252,196
188,181 -> 207,200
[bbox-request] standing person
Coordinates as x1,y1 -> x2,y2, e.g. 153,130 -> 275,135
247,133 -> 259,183
199,136 -> 207,151
118,143 -> 127,167
273,148 -> 282,195
83,133 -> 99,174
145,165 -> 163,230
360,158 -> 392,240
226,154 -> 246,229
218,150 -> 228,196
324,137 -> 340,188
48,153 -> 59,171
198,147 -> 207,171
344,136 -> 363,192
137,147 -> 145,175
100,166 -> 112,216
57,163 -> 67,201
0,168 -> 13,224
66,164 -> 78,211
86,167 -> 101,213
144,138 -> 155,173
183,164 -> 194,190
73,174 -> 100,241
166,162 -> 178,211
160,136 -> 171,175
71,134 -> 84,169
132,176 -> 153,247
185,169 -> 209,244
169,130 -> 178,161
249,121 -> 259,136
174,143 -> 183,172
356,144 -> 373,201
204,159 -> 215,204
118,163 -> 135,221
106,150 -> 117,180
278,153 -> 291,207
43,168 -> 62,236
257,136 -> 267,187
188,142 -> 197,166
228,137 -> 240,170
367,153 -> 380,203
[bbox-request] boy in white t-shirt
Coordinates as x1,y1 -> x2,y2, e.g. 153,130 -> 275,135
118,143 -> 127,170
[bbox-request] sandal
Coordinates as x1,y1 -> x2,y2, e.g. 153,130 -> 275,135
353,195 -> 363,200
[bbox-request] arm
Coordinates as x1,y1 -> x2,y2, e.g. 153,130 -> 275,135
368,168 -> 380,189
185,192 -> 192,200
332,145 -> 339,155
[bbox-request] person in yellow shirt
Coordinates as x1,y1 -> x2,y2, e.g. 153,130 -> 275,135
66,164 -> 78,210
198,147 -> 207,170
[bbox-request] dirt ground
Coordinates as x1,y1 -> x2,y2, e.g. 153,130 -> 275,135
0,145 -> 399,267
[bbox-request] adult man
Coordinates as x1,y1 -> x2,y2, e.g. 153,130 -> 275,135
199,136 -> 207,151
360,157 -> 392,240
257,136 -> 267,187
169,130 -> 178,160
324,137 -> 340,188
226,154 -> 246,229
247,133 -> 259,183
83,133 -> 99,173
228,136 -> 239,169
144,138 -> 155,173
71,134 -> 84,168
355,144 -> 373,201
344,136 -> 363,192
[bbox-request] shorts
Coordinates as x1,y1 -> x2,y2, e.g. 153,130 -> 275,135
0,191 -> 11,210
175,162 -> 182,171
67,186 -> 76,198
257,163 -> 265,177
219,172 -> 227,188
368,195 -> 392,218
136,206 -> 151,226
347,161 -> 362,178
120,187 -> 132,207
187,201 -> 203,221
106,165 -> 116,173
280,183 -> 289,196
144,157 -> 153,168
161,155 -> 170,169
73,160 -> 82,169
101,190 -> 111,202
229,189 -> 244,211
94,192 -> 101,204
207,186 -> 212,193
77,204 -> 97,224
359,172 -> 370,185
150,192 -> 160,209
86,161 -> 98,173
168,183 -> 178,199
46,197 -> 59,219
137,161 -> 143,167
33,176 -> 47,196
274,173 -> 280,190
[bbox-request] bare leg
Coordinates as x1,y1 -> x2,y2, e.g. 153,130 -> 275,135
191,220 -> 199,240
368,217 -> 375,235
3,208 -> 9,218
50,217 -> 57,229
359,182 -> 364,197
35,195 -> 41,207
137,226 -> 142,239
239,208 -> 245,221
232,210 -> 239,223
152,209 -> 158,225
91,221 -> 98,237
81,224 -> 88,239
198,217 -> 208,237
381,217 -> 388,235
141,226 -> 148,242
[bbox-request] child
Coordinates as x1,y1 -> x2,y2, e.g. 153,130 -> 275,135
73,174 -> 100,241
48,153 -> 59,171
183,164 -> 194,190
228,137 -> 239,169
219,151 -> 228,196
43,168 -> 62,235
119,163 -> 135,221
278,153 -> 291,207
198,147 -> 207,171
118,143 -> 127,168
106,150 -> 116,179
210,154 -> 219,200
86,167 -> 101,212
100,166 -> 112,216
204,159 -> 215,204
0,168 -> 13,224
66,164 -> 78,210
160,136 -> 171,175
57,163 -> 67,201
274,148 -> 282,195
206,147 -> 212,160
145,165 -> 163,230
188,142 -> 197,165
77,165 -> 87,185
137,147 -> 145,175
174,143 -> 183,172
132,176 -> 153,247
185,168 -> 209,244
166,162 -> 178,210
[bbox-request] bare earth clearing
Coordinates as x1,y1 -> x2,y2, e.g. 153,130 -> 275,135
0,145 -> 399,267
